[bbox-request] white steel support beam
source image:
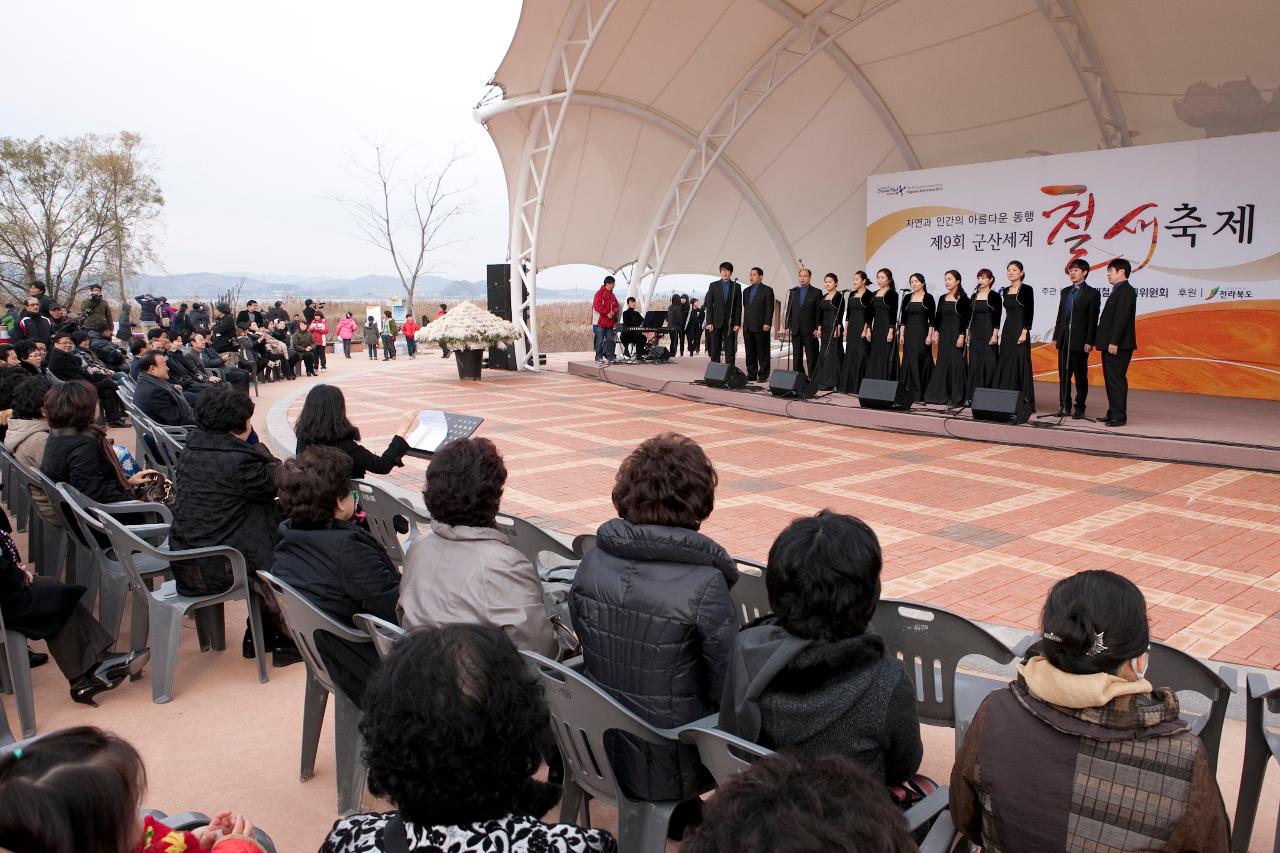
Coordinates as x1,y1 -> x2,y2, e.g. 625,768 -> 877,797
1034,0 -> 1131,148
631,0 -> 902,310
501,0 -> 618,371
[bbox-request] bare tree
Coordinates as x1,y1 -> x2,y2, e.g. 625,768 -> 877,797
0,132 -> 163,307
337,142 -> 471,318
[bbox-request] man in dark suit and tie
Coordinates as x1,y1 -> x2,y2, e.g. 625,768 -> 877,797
703,261 -> 742,364
741,266 -> 776,382
1053,258 -> 1101,418
785,268 -> 820,377
1097,257 -> 1138,427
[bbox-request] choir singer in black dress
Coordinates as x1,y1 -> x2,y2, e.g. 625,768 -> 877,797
924,270 -> 970,406
813,273 -> 845,391
994,260 -> 1036,415
1098,258 -> 1138,427
741,267 -> 776,382
1052,258 -> 1101,418
966,268 -> 1002,406
865,269 -> 899,381
785,268 -> 821,378
838,270 -> 873,393
898,273 -> 935,403
703,262 -> 742,365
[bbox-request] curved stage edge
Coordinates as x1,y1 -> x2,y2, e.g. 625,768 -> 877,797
566,356 -> 1280,473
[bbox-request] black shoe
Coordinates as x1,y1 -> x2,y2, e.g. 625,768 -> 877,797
1072,409 -> 1085,419
272,646 -> 304,668
242,628 -> 256,659
28,647 -> 48,668
71,649 -> 149,705
1105,417 -> 1127,427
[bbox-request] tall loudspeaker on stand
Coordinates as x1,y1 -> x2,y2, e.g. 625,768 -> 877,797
486,263 -> 545,369
971,387 -> 1032,424
858,378 -> 910,410
704,362 -> 748,389
769,370 -> 814,399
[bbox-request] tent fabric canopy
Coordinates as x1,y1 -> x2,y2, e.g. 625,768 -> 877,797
478,0 -> 1280,312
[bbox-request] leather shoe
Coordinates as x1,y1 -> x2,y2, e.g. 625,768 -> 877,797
70,649 -> 149,706
28,647 -> 49,668
272,646 -> 304,668
1072,409 -> 1085,419
1104,417 -> 1127,427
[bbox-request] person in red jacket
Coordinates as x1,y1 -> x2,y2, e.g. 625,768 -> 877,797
592,275 -> 620,365
400,314 -> 419,358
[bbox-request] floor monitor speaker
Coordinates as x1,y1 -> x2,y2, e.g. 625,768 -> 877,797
704,362 -> 748,390
769,370 -> 815,399
971,387 -> 1032,424
858,378 -> 910,410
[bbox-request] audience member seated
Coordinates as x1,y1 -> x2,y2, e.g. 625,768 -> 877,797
0,510 -> 146,705
0,726 -> 266,852
210,301 -> 239,357
0,365 -> 27,441
951,569 -> 1230,852
271,446 -> 401,705
680,752 -> 916,853
569,432 -> 738,813
400,437 -> 556,656
5,375 -> 54,521
42,380 -> 158,505
189,331 -> 251,391
169,387 -> 298,666
48,332 -> 128,427
0,344 -> 18,367
87,322 -> 126,371
293,384 -> 412,479
321,624 -> 617,853
289,320 -> 318,377
14,339 -> 46,377
718,511 -> 922,785
133,352 -> 195,426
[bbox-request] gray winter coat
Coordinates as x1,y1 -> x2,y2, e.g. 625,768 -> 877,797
569,518 -> 738,801
718,619 -> 922,785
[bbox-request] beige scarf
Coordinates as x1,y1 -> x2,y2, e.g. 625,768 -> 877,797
1019,655 -> 1150,709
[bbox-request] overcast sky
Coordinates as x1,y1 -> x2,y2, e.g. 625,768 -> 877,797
4,1 -> 525,282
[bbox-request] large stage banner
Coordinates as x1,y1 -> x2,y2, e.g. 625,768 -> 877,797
866,132 -> 1279,401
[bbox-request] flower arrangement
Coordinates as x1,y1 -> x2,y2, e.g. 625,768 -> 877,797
414,300 -> 518,352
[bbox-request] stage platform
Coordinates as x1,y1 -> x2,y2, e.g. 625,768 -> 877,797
567,356 -> 1280,472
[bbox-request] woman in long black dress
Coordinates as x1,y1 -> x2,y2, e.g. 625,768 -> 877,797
966,267 -> 1002,405
898,273 -> 936,403
813,273 -> 845,391
838,270 -> 873,393
924,270 -> 971,406
865,269 -> 899,380
994,260 -> 1036,413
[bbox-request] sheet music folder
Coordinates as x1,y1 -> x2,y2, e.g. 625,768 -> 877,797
403,410 -> 484,459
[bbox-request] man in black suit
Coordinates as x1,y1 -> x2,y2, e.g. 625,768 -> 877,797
133,351 -> 196,426
1053,258 -> 1101,418
703,261 -> 742,364
784,268 -> 821,377
741,267 -> 776,382
1097,258 -> 1138,427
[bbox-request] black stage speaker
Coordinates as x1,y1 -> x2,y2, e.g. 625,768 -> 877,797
648,345 -> 671,362
769,369 -> 815,399
704,362 -> 748,389
972,387 -> 1031,424
486,263 -> 516,371
858,378 -> 911,410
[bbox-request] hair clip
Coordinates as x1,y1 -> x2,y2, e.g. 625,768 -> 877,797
12,748 -> 22,760
1043,632 -> 1062,642
1088,632 -> 1109,657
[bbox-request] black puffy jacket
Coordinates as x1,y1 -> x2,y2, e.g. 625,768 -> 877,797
569,518 -> 738,801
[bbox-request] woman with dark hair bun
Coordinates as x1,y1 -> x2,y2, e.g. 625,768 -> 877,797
321,625 -> 616,852
924,270 -> 970,406
951,570 -> 1230,852
837,270 -> 873,394
865,269 -> 898,381
812,273 -> 845,391
965,267 -> 1002,405
293,384 -> 414,479
994,259 -> 1036,413
570,433 -> 737,824
897,273 -> 935,403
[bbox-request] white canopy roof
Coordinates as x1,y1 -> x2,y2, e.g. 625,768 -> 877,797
476,0 -> 1280,352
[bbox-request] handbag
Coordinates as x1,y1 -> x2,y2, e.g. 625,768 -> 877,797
133,471 -> 175,507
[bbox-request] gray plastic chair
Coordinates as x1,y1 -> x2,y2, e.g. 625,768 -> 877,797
257,570 -> 368,816
497,513 -> 577,572
25,465 -> 69,581
353,479 -> 431,566
0,693 -> 14,747
0,604 -> 35,738
96,512 -> 269,703
872,599 -> 1015,746
730,558 -> 770,628
0,447 -> 31,533
571,533 -> 597,557
521,650 -> 690,853
354,613 -> 406,660
1231,673 -> 1280,853
1147,640 -> 1235,772
676,725 -> 770,783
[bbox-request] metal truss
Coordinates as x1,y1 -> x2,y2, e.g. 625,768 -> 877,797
1034,0 -> 1131,149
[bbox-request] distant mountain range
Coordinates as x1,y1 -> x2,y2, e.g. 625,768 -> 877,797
125,272 -> 595,301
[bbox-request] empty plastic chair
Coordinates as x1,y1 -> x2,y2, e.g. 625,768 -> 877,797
496,513 -> 577,573
1146,640 -> 1236,772
257,570 -> 368,816
0,605 -> 35,738
353,479 -> 430,566
1231,673 -> 1280,853
872,599 -> 1015,748
521,650 -> 691,853
730,558 -> 770,628
354,613 -> 406,660
95,512 -> 268,703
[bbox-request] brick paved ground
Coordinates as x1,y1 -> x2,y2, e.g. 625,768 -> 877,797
286,353 -> 1280,669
